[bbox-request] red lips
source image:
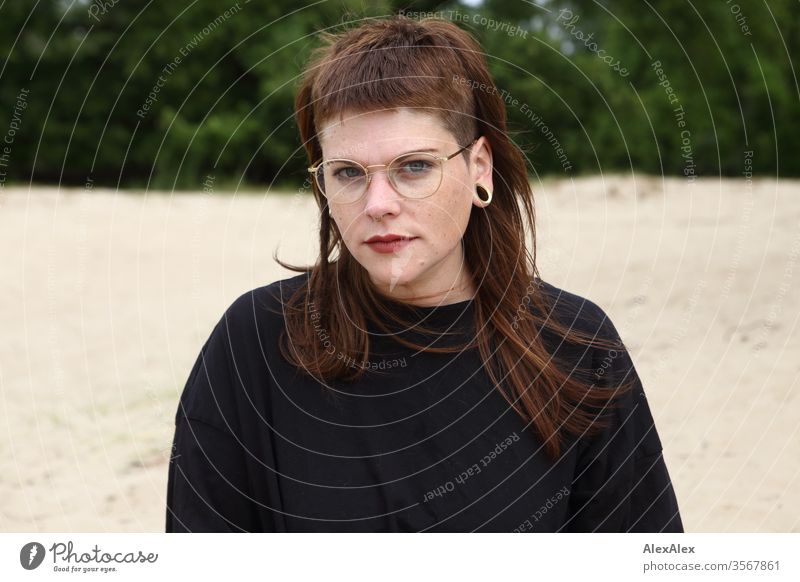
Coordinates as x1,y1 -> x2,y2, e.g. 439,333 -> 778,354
364,234 -> 418,254
365,234 -> 414,243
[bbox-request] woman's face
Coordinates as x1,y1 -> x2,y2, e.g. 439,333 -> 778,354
317,108 -> 493,306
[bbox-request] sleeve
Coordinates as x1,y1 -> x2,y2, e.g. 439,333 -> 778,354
564,318 -> 684,533
165,314 -> 263,533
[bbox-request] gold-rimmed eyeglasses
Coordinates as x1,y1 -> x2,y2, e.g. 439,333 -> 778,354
308,138 -> 478,204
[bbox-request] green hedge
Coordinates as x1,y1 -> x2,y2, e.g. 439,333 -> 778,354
0,0 -> 796,191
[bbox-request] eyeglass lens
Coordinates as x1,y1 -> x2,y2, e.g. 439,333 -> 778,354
316,153 -> 443,203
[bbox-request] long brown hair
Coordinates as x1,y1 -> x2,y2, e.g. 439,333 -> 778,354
275,15 -> 633,461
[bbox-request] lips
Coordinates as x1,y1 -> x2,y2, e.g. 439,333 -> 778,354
364,234 -> 418,254
365,234 -> 415,243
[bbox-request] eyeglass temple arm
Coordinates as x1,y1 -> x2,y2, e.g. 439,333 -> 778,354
445,137 -> 479,160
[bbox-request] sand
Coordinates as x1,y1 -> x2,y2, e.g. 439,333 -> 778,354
0,175 -> 797,532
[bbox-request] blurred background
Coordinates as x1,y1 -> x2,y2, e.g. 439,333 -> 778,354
0,1 -> 798,532
0,0 -> 798,188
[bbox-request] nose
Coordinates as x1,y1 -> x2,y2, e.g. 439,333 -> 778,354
363,168 -> 402,221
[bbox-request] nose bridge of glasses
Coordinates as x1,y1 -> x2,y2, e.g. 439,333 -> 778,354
363,163 -> 399,196
364,162 -> 393,180
363,160 -> 408,192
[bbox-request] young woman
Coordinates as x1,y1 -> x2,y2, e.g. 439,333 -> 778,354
166,15 -> 683,533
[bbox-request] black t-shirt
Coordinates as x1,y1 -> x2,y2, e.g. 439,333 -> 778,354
165,274 -> 683,532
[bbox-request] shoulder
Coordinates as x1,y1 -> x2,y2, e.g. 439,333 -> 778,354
176,273 -> 310,428
533,279 -> 635,398
534,278 -> 622,344
535,282 -> 664,459
220,272 -> 311,332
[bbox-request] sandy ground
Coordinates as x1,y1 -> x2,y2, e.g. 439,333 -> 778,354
0,175 -> 798,532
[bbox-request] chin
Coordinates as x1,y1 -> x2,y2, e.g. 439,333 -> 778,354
365,265 -> 419,293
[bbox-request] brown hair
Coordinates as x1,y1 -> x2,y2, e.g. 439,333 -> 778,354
276,15 -> 633,461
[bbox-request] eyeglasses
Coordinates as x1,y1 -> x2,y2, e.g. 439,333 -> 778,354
308,138 -> 478,204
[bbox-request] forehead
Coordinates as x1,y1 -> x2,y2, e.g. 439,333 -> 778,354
318,108 -> 455,158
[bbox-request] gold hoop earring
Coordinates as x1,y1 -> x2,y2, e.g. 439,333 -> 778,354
474,183 -> 492,205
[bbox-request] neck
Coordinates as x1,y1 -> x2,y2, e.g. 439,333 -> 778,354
371,269 -> 475,307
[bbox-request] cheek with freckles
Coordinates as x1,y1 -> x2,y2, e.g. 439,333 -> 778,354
425,185 -> 473,242
329,206 -> 359,250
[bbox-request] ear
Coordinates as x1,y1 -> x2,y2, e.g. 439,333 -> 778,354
469,136 -> 493,208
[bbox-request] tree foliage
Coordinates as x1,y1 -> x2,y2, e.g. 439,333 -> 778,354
0,0 -> 796,190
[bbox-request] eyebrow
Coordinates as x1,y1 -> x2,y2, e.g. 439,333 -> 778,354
327,147 -> 441,160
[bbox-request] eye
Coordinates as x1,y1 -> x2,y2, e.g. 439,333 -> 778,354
397,158 -> 434,174
332,165 -> 364,179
